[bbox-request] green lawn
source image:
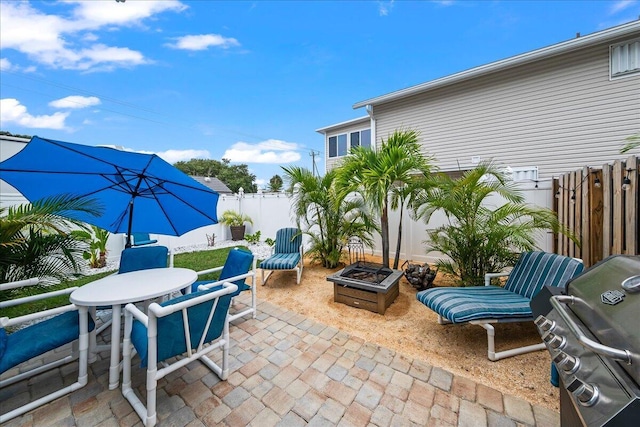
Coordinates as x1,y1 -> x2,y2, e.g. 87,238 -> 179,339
2,246 -> 249,320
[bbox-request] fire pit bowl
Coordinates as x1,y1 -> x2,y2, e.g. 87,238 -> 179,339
327,262 -> 403,314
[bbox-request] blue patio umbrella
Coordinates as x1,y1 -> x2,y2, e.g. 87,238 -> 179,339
0,136 -> 219,247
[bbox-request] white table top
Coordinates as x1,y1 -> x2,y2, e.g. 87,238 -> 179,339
70,267 -> 197,306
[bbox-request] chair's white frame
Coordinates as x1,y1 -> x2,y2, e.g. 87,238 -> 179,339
0,278 -> 90,423
261,243 -> 304,285
121,283 -> 237,427
195,255 -> 257,322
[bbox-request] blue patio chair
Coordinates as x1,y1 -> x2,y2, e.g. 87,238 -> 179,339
186,247 -> 257,322
416,251 -> 584,361
261,227 -> 304,285
95,245 -> 170,335
121,283 -> 237,427
131,233 -> 158,246
0,278 -> 95,423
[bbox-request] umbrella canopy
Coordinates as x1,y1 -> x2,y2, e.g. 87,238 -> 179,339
0,136 -> 219,247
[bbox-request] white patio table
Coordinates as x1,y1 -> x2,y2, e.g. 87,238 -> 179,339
70,267 -> 197,390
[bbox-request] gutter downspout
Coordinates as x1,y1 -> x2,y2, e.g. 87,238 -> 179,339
366,104 -> 376,150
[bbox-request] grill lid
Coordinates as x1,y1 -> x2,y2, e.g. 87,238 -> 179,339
566,255 -> 640,382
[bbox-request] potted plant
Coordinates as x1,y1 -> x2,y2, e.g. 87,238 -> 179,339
220,210 -> 253,241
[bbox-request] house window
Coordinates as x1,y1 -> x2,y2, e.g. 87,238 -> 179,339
337,134 -> 347,156
328,136 -> 337,158
328,128 -> 371,158
611,39 -> 640,78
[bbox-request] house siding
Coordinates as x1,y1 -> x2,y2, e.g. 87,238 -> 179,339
321,118 -> 371,172
372,38 -> 640,179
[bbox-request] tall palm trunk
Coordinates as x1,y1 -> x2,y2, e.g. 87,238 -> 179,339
393,199 -> 405,269
381,201 -> 390,268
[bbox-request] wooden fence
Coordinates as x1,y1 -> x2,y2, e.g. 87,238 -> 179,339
553,155 -> 639,268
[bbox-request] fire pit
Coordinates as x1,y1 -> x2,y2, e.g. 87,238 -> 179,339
327,261 -> 403,314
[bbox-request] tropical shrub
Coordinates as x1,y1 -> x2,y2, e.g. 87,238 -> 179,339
413,162 -> 576,286
244,231 -> 261,244
219,210 -> 253,227
0,194 -> 102,286
72,225 -> 110,268
283,166 -> 377,269
335,129 -> 435,269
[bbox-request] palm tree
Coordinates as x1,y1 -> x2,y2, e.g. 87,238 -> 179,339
335,129 -> 434,269
0,194 -> 102,285
413,162 -> 575,286
621,132 -> 639,153
283,166 -> 376,269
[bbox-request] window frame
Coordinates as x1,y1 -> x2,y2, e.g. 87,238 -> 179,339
610,37 -> 640,80
327,128 -> 371,159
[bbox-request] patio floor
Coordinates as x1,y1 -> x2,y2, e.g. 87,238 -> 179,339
1,293 -> 560,426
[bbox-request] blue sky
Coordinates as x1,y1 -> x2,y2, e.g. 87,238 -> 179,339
1,0 -> 639,189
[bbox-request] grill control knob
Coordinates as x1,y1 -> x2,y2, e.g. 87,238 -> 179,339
576,383 -> 599,407
534,316 -> 556,332
543,332 -> 566,350
553,352 -> 580,374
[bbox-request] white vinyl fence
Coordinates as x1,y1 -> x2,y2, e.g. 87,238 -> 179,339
1,180 -> 554,265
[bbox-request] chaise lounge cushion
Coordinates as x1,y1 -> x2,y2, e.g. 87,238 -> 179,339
260,253 -> 301,271
416,286 -> 534,323
0,311 -> 95,374
416,251 -> 584,324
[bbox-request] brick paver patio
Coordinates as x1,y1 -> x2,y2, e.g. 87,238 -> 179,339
1,294 -> 560,426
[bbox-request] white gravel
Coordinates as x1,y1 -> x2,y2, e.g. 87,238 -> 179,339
81,240 -> 273,276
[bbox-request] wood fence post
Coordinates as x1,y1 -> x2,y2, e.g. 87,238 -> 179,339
625,155 -> 638,255
589,167 -> 604,266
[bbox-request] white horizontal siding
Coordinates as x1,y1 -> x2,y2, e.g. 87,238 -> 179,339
373,38 -> 640,178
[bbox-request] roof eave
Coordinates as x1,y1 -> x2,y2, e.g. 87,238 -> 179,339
315,116 -> 370,134
353,20 -> 640,109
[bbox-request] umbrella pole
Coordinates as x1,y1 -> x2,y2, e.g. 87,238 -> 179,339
125,200 -> 134,248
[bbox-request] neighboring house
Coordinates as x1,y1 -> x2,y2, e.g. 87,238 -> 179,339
318,20 -> 640,181
190,176 -> 233,195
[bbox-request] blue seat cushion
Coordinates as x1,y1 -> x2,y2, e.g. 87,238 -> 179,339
416,286 -> 535,324
274,228 -> 301,254
119,246 -> 168,274
188,248 -> 254,294
260,253 -> 301,270
0,311 -> 95,374
503,251 -> 584,299
131,288 -> 233,368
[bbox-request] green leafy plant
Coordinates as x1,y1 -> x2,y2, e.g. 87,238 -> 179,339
244,230 -> 261,244
0,194 -> 102,286
72,225 -> 110,268
283,166 -> 376,269
413,161 -> 577,286
219,210 -> 253,227
335,129 -> 435,269
265,237 -> 275,247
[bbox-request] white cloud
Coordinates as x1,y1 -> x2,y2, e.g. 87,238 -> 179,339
222,139 -> 302,164
166,34 -> 240,51
609,0 -> 636,14
0,98 -> 69,129
378,0 -> 395,16
98,146 -> 210,164
0,58 -> 12,71
49,96 -> 101,109
155,149 -> 210,164
0,1 -> 184,71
